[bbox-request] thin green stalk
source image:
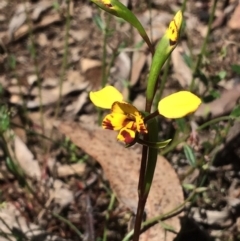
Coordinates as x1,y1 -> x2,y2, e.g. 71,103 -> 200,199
98,14 -> 111,125
101,15 -> 111,88
52,212 -> 83,239
181,0 -> 188,13
54,0 -> 71,119
153,58 -> 171,111
190,0 -> 218,91
103,193 -> 116,241
24,1 -> 44,135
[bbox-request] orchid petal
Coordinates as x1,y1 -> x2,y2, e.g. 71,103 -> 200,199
112,101 -> 139,115
158,91 -> 201,118
102,113 -> 132,131
117,122 -> 136,144
89,86 -> 123,109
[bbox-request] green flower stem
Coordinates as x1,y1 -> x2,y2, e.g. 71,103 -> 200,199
133,119 -> 159,241
190,0 -> 218,91
133,144 -> 148,241
153,57 -> 171,111
143,119 -> 158,195
101,14 -> 111,88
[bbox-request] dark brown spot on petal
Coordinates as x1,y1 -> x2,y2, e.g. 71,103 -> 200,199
102,118 -> 114,130
139,123 -> 148,133
169,39 -> 176,46
121,130 -> 134,144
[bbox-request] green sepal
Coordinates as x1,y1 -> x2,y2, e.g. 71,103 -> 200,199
146,34 -> 174,111
91,0 -> 153,53
145,11 -> 183,112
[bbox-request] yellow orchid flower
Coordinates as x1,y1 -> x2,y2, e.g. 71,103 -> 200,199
90,86 -> 147,144
158,91 -> 202,118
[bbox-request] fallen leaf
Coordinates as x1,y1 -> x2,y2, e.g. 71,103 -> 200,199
130,51 -> 147,86
171,46 -> 192,88
59,122 -> 183,241
228,3 -> 240,30
80,58 -> 102,73
195,84 -> 240,118
8,3 -> 30,39
0,202 -> 68,241
55,163 -> 86,177
12,13 -> 62,42
14,134 -> 41,180
190,208 -> 232,227
26,81 -> 88,108
31,1 -> 52,21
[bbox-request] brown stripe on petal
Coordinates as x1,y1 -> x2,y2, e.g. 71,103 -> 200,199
139,123 -> 148,133
102,118 -> 114,130
101,0 -> 113,8
120,130 -> 135,144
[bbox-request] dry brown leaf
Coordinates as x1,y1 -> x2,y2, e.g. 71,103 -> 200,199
55,163 -> 86,177
25,81 -> 88,108
14,134 -> 41,180
69,29 -> 89,42
228,3 -> 240,30
171,46 -> 192,88
59,122 -> 183,241
130,51 -> 147,86
80,58 -> 102,73
12,13 -> 61,42
8,3 -> 30,38
0,202 -> 68,241
115,52 -> 131,81
190,208 -> 232,227
195,84 -> 240,118
31,1 -> 52,21
0,202 -> 43,240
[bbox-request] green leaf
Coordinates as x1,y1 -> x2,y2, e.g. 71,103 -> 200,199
159,222 -> 176,233
182,183 -> 196,190
231,64 -> 240,75
93,14 -> 106,31
0,106 -> 10,133
218,70 -> 226,80
183,144 -> 196,167
182,53 -> 193,68
230,105 -> 240,117
176,118 -> 187,133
